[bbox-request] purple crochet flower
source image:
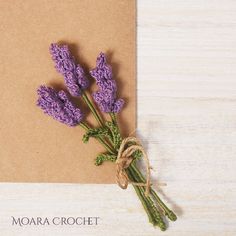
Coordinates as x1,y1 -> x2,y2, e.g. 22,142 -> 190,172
37,85 -> 83,126
90,52 -> 116,93
93,91 -> 124,113
90,52 -> 124,113
49,43 -> 89,97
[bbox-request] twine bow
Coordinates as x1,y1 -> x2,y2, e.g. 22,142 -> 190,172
116,137 -> 151,196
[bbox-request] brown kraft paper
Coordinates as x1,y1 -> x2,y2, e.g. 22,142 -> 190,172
0,0 -> 136,183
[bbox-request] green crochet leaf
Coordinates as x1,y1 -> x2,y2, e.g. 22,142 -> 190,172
82,126 -> 110,143
95,153 -> 117,166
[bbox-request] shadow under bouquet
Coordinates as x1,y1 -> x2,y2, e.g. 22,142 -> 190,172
37,43 -> 177,231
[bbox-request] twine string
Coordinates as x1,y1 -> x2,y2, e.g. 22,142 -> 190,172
115,137 -> 151,196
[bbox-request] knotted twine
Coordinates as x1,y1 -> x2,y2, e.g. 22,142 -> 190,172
115,137 -> 151,196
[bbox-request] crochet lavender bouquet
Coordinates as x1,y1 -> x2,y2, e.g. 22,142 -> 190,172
37,43 -> 177,230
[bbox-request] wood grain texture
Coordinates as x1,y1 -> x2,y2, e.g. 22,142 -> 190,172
1,0 -> 236,235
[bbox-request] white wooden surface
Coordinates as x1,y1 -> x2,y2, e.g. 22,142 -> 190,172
1,0 -> 236,235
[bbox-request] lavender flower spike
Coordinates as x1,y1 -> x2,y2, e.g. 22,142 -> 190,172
37,85 -> 83,126
93,91 -> 124,113
90,52 -> 124,113
49,43 -> 89,97
90,52 -> 116,93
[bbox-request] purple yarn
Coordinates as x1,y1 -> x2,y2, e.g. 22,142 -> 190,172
90,52 -> 113,82
90,52 -> 124,113
93,91 -> 124,113
37,85 -> 83,126
90,52 -> 116,93
49,43 -> 89,97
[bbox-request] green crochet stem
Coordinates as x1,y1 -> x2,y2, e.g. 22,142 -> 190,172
110,112 -> 177,225
80,122 -> 158,228
82,93 -> 117,152
109,112 -> 117,124
127,168 -> 166,230
129,162 -> 177,221
80,119 -> 159,228
82,91 -> 104,127
126,169 -> 156,226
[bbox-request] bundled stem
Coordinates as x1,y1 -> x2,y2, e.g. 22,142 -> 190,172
109,113 -> 177,229
127,168 -> 166,230
130,163 -> 177,221
80,98 -> 177,230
